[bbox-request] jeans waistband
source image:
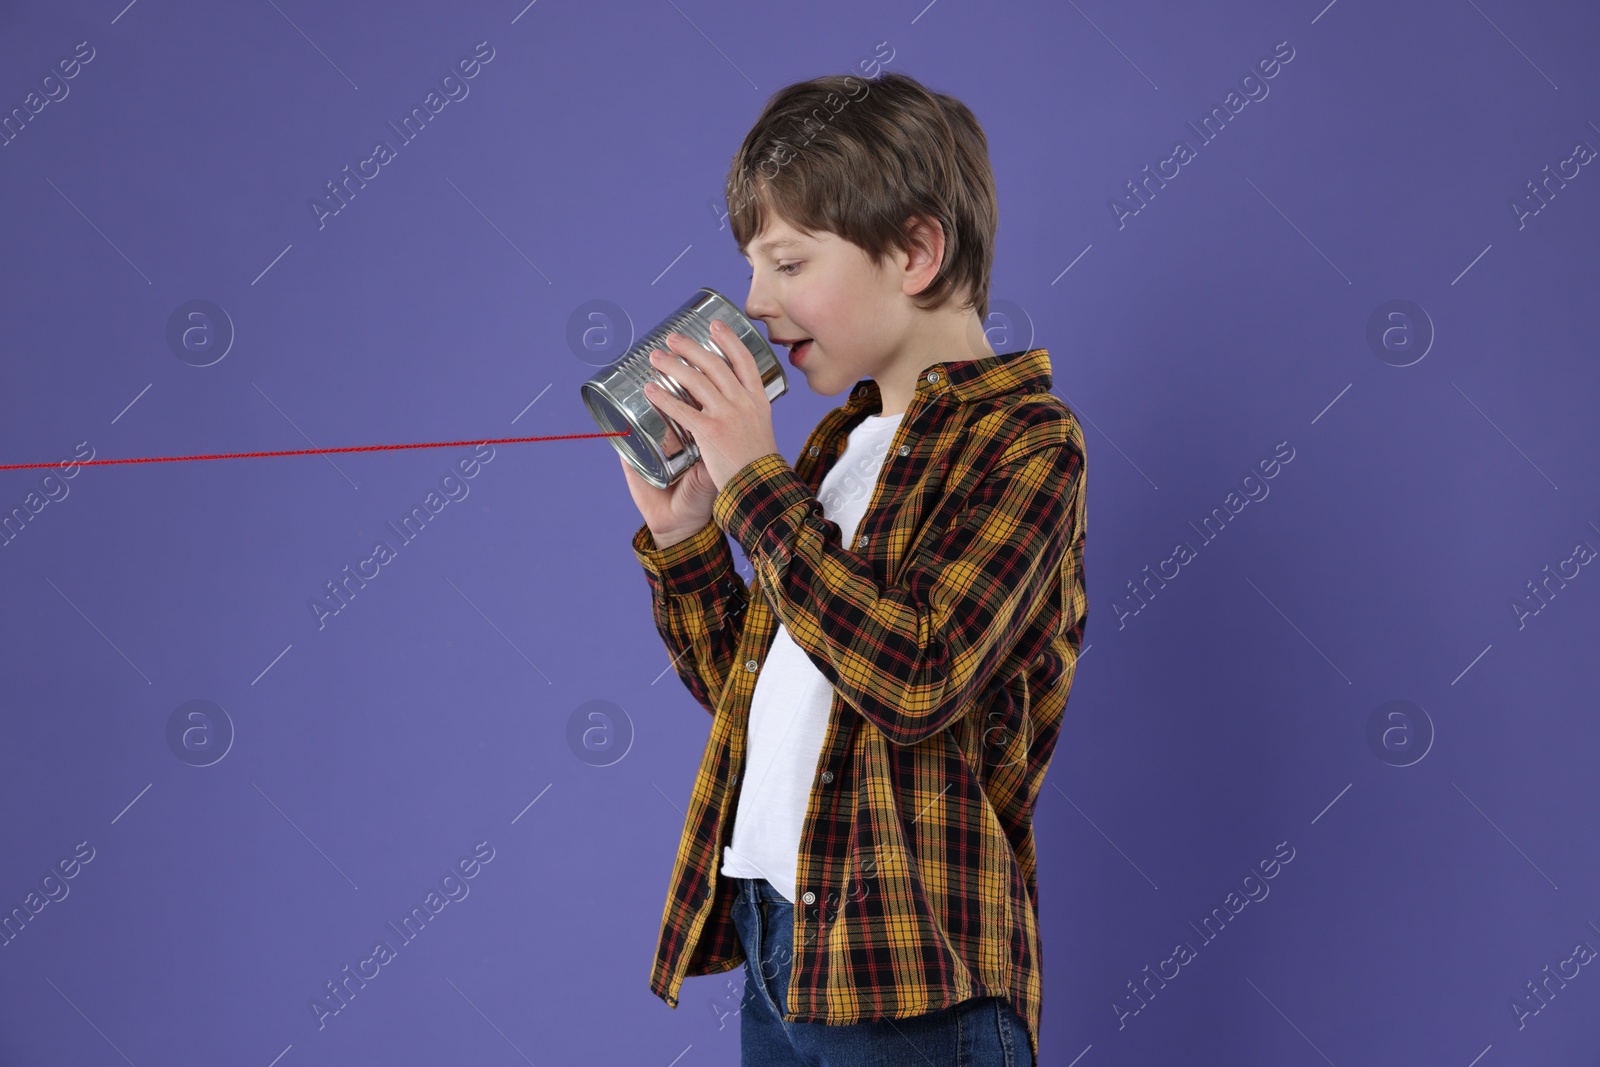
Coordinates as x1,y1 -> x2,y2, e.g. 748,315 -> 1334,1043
738,876 -> 792,905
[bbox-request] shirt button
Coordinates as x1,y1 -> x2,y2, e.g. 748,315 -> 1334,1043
820,771 -> 833,784
857,535 -> 869,549
802,891 -> 816,905
808,445 -> 820,457
897,444 -> 911,457
744,659 -> 758,672
925,371 -> 940,384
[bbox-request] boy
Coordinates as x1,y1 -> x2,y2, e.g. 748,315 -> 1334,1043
619,71 -> 1087,1066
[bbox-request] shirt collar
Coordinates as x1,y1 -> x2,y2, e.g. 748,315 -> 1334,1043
843,348 -> 1053,413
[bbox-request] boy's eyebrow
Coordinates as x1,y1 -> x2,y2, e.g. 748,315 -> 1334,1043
742,236 -> 803,257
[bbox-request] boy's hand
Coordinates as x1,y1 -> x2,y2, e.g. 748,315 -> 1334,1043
642,319 -> 780,493
618,451 -> 717,550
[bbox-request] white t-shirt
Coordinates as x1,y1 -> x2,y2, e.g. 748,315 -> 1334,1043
720,410 -> 905,904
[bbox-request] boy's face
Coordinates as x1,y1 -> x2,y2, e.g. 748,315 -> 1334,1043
739,213 -> 914,400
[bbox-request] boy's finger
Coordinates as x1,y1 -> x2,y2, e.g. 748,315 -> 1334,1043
697,330 -> 745,397
713,320 -> 757,392
669,332 -> 739,401
655,340 -> 701,381
646,380 -> 696,425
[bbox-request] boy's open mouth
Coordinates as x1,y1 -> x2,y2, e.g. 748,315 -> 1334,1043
787,339 -> 813,363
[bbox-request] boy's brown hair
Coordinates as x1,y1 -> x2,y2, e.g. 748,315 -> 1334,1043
725,71 -> 998,322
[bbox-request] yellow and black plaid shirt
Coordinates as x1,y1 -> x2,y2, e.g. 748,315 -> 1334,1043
632,347 -> 1087,1063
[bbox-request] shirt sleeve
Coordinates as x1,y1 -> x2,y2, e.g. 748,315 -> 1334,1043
631,519 -> 749,717
712,437 -> 1083,747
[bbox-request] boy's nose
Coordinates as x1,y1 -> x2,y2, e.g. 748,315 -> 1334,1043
742,287 -> 777,331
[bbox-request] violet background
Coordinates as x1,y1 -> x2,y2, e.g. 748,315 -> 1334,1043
2,0 -> 1598,1063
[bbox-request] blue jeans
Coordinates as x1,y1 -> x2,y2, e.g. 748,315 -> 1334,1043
730,876 -> 1034,1067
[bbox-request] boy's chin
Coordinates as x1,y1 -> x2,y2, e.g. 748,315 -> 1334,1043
800,370 -> 849,398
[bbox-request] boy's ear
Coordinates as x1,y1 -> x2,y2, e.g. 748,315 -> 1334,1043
900,215 -> 946,297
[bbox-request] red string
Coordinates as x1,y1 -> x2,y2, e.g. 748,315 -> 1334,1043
0,429 -> 632,472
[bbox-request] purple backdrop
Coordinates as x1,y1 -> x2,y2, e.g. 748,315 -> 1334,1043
2,0 -> 1598,1063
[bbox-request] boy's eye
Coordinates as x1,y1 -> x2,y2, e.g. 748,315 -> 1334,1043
777,263 -> 799,275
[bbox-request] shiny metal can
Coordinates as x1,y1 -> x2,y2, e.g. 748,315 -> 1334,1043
580,288 -> 788,489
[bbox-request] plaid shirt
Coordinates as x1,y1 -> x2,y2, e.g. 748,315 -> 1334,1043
632,347 -> 1087,1063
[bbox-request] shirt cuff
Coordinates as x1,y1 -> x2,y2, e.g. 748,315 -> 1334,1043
712,452 -> 817,564
631,519 -> 734,596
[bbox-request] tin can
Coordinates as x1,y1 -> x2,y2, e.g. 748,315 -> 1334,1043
580,288 -> 788,489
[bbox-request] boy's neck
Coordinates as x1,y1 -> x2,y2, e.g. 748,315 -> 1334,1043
872,305 -> 998,416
